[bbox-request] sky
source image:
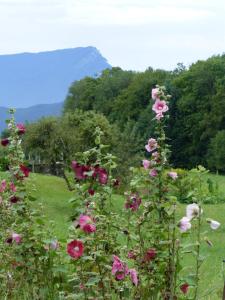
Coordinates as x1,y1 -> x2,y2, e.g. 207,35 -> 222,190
0,0 -> 225,70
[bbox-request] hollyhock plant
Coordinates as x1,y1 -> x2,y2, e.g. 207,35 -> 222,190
71,161 -> 91,180
67,240 -> 84,259
94,166 -> 108,185
6,233 -> 22,244
180,283 -> 189,294
88,188 -> 95,196
1,138 -> 9,146
144,248 -> 157,262
207,219 -> 220,230
112,255 -> 129,281
129,269 -> 138,286
78,214 -> 96,233
16,123 -> 26,135
186,203 -> 202,220
168,171 -> 178,180
145,138 -> 158,152
152,99 -> 168,115
178,217 -> 192,233
125,193 -> 142,211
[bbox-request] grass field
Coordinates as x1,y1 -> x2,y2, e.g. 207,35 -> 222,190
1,171 -> 225,299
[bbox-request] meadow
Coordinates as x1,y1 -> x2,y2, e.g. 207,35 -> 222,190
6,171 -> 223,299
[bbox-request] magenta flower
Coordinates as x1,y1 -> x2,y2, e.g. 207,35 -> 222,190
78,214 -> 96,233
152,99 -> 168,115
151,88 -> 160,100
129,269 -> 138,286
125,193 -> 142,211
20,165 -> 30,177
71,161 -> 91,180
149,169 -> 158,177
9,182 -> 17,192
145,138 -> 158,152
0,180 -> 7,193
88,188 -> 95,196
144,248 -> 157,262
16,123 -> 26,135
67,240 -> 84,259
142,159 -> 151,169
1,138 -> 9,146
168,171 -> 178,180
127,250 -> 136,260
180,283 -> 189,294
6,233 -> 22,244
94,166 -> 108,185
112,255 -> 129,280
9,195 -> 20,204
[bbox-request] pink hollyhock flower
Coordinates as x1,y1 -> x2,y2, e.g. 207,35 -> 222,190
178,217 -> 191,233
78,215 -> 96,233
6,233 -> 22,244
144,248 -> 157,262
151,88 -> 160,100
20,165 -> 30,177
9,182 -> 17,192
149,169 -> 158,177
152,151 -> 159,160
67,240 -> 84,259
186,203 -> 202,220
168,171 -> 178,180
9,195 -> 20,204
112,255 -> 129,280
16,123 -> 26,135
71,161 -> 91,180
152,99 -> 169,115
180,283 -> 189,294
0,179 -> 7,193
1,138 -> 9,146
125,193 -> 142,211
129,269 -> 138,286
88,188 -> 95,196
207,219 -> 220,230
142,159 -> 151,169
145,138 -> 158,152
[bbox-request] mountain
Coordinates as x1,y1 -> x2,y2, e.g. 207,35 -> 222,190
0,47 -> 111,108
0,102 -> 63,132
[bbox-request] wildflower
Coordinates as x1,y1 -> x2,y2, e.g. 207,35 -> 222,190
180,283 -> 189,294
16,123 -> 26,135
129,269 -> 138,286
186,203 -> 202,220
125,193 -> 142,211
67,240 -> 84,259
207,219 -> 220,230
178,217 -> 191,233
151,88 -> 160,100
88,188 -> 95,196
127,250 -> 136,260
9,182 -> 17,192
6,233 -> 22,244
149,168 -> 158,177
168,171 -> 178,180
145,138 -> 158,152
78,215 -> 96,233
1,138 -> 9,146
0,179 -> 7,193
112,255 -> 129,280
94,166 -> 108,185
152,99 -> 169,115
142,159 -> 151,169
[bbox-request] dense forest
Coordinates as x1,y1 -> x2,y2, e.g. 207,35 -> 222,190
2,54 -> 225,179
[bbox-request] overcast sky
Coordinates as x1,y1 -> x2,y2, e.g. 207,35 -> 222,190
0,0 -> 225,70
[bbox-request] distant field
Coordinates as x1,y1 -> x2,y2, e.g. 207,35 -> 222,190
1,171 -> 225,298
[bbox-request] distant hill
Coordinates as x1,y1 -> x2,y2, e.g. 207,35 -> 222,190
0,47 -> 111,107
0,102 -> 63,132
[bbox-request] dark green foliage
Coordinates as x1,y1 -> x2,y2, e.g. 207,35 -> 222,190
207,130 -> 225,172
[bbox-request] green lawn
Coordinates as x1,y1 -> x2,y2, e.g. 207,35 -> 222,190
1,171 -> 225,298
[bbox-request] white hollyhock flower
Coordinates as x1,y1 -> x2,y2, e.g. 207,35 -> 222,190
208,219 -> 220,230
186,203 -> 202,220
179,217 -> 192,233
